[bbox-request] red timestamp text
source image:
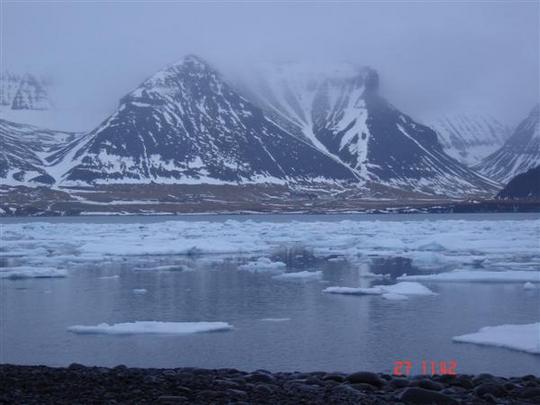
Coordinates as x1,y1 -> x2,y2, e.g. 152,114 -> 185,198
393,360 -> 457,376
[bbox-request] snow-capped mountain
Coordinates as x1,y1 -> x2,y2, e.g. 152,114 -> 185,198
428,114 -> 510,166
1,56 -> 500,197
0,119 -> 82,185
234,62 -> 497,195
59,56 -> 359,186
0,72 -> 52,111
476,104 -> 540,183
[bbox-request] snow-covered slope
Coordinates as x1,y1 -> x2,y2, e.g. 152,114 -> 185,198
0,119 -> 83,185
476,104 -> 540,183
59,56 -> 359,186
428,114 -> 510,166
235,62 -> 497,196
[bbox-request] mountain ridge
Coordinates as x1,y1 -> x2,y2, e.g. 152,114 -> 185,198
476,104 -> 540,183
1,55 -> 500,198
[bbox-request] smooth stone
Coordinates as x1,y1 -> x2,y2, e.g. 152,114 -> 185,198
451,375 -> 474,389
285,382 -> 319,394
391,378 -> 410,388
195,390 -> 223,399
474,383 -> 507,398
157,396 -> 188,404
322,373 -> 345,382
415,379 -> 444,391
519,387 -> 540,399
399,387 -> 460,404
246,373 -> 275,384
330,384 -> 364,399
253,383 -> 275,395
346,371 -> 384,387
472,373 -> 495,385
214,379 -> 241,390
225,389 -> 248,399
68,363 -> 86,370
351,383 -> 376,392
174,386 -> 192,396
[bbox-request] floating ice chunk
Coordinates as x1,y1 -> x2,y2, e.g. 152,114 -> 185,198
323,282 -> 435,296
323,286 -> 384,295
359,271 -> 387,279
260,318 -> 291,322
417,242 -> 447,252
133,289 -> 147,294
398,270 -> 540,283
381,281 -> 437,296
135,264 -> 190,272
524,282 -> 537,290
238,257 -> 286,273
382,293 -> 409,301
98,275 -> 119,280
272,271 -> 322,281
0,267 -> 67,279
453,323 -> 540,354
67,321 -> 233,335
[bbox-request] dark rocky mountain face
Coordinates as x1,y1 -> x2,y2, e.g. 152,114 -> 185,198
360,96 -> 498,195
235,63 -> 497,196
61,56 -> 359,186
476,104 -> 540,183
497,165 -> 540,199
0,119 -> 81,185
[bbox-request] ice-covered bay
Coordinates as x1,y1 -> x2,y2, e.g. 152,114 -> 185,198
1,214 -> 539,375
2,216 -> 539,276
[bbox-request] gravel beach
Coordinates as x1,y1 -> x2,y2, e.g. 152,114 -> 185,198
1,364 -> 539,404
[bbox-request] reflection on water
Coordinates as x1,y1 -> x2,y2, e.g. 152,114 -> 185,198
1,250 -> 539,376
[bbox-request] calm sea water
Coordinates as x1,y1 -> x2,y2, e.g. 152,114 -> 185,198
1,213 -> 539,376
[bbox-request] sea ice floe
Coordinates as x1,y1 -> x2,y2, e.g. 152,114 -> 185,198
398,270 -> 540,283
382,281 -> 437,295
523,282 -> 537,290
134,264 -> 190,272
238,257 -> 286,273
98,275 -> 120,280
272,270 -> 322,281
133,288 -> 148,294
323,282 -> 436,296
0,267 -> 68,279
382,293 -> 409,301
67,321 -> 233,335
453,323 -> 540,354
323,286 -> 384,295
260,318 -> 291,322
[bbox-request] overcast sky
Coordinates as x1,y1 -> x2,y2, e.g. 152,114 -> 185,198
2,1 -> 539,131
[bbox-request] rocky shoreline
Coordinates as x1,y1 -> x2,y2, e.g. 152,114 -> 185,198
1,365 -> 539,404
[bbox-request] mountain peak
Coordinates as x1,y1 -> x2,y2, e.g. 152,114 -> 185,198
164,54 -> 215,75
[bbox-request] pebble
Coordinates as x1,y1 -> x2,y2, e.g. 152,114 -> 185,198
345,371 -> 384,387
399,387 -> 460,404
